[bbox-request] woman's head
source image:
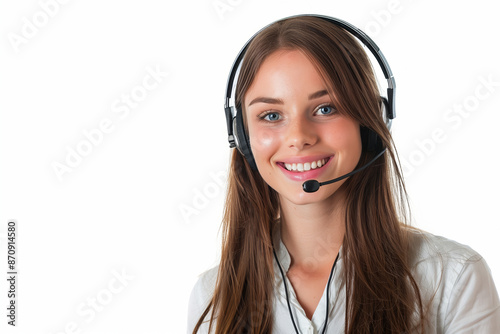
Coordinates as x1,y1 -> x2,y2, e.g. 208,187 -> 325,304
234,15 -> 392,204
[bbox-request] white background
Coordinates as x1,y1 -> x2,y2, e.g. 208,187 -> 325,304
1,0 -> 499,333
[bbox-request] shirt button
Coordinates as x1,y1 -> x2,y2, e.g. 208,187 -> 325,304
308,327 -> 314,334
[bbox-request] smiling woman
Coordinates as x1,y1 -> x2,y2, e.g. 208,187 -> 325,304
187,15 -> 500,334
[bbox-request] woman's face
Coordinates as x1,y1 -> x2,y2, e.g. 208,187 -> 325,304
244,49 -> 362,205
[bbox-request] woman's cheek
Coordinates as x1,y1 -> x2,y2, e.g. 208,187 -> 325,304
326,127 -> 359,151
250,128 -> 280,151
326,120 -> 362,165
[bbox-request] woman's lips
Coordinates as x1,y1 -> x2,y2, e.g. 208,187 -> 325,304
276,156 -> 333,181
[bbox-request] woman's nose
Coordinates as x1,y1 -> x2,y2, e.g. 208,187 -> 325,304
285,115 -> 318,151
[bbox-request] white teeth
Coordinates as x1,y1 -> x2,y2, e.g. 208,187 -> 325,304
283,158 -> 328,172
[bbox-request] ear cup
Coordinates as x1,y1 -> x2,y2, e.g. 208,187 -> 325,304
367,128 -> 383,152
360,124 -> 383,153
233,108 -> 257,170
361,126 -> 377,152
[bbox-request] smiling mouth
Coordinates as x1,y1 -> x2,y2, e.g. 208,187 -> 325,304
278,158 -> 330,172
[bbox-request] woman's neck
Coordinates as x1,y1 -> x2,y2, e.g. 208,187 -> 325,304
279,190 -> 346,269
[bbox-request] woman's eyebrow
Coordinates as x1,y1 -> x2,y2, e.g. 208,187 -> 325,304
308,89 -> 328,100
247,89 -> 329,106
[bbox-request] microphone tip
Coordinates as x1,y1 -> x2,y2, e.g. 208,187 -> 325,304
302,180 -> 320,193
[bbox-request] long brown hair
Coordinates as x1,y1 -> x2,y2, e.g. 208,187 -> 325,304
193,16 -> 424,333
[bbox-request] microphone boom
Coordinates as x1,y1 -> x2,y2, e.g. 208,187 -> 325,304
302,149 -> 386,193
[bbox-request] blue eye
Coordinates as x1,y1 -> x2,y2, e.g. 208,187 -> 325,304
263,112 -> 281,121
315,105 -> 335,115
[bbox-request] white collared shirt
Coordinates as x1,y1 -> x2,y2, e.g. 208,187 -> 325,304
188,228 -> 500,333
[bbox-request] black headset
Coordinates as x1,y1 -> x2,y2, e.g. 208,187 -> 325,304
224,14 -> 396,171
